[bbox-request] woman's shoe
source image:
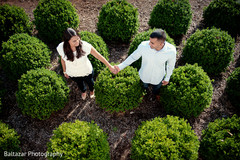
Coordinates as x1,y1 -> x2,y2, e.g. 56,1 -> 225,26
90,90 -> 95,98
81,92 -> 87,100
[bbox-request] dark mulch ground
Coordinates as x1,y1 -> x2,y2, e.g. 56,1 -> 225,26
0,0 -> 239,160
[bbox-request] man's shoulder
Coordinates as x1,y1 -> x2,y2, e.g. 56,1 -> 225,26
140,40 -> 150,46
165,41 -> 176,49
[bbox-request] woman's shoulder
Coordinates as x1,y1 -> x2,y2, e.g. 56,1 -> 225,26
56,42 -> 65,57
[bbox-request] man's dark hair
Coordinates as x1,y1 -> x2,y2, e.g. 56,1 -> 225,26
150,29 -> 166,41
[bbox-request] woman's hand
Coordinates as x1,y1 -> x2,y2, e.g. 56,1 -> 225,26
64,72 -> 69,79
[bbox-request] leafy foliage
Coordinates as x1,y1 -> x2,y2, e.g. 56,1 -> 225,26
97,0 -> 139,42
131,115 -> 200,160
0,121 -> 21,159
128,28 -> 175,70
16,68 -> 70,120
95,65 -> 144,112
33,0 -> 80,44
148,0 -> 192,36
0,4 -> 32,46
79,31 -> 110,76
182,28 -> 235,75
0,33 -> 51,80
226,67 -> 240,110
200,115 -> 240,160
160,64 -> 213,119
203,0 -> 240,36
47,120 -> 110,160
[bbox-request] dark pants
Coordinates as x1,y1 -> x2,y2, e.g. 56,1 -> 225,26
142,80 -> 163,95
70,71 -> 94,93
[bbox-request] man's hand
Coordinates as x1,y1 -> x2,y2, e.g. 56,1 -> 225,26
162,80 -> 169,86
114,65 -> 120,74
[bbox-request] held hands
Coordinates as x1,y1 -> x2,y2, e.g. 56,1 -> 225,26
109,65 -> 120,74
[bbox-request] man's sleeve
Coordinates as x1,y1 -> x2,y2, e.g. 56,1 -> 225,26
118,45 -> 142,70
164,49 -> 177,81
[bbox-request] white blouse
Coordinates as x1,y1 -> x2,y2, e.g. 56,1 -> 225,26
57,40 -> 93,77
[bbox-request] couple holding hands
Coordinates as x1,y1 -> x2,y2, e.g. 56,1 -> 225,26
57,28 -> 176,100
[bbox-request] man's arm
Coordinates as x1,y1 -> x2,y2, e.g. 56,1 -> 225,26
164,49 -> 177,83
115,46 -> 142,73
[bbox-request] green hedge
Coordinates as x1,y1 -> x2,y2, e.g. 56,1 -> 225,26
128,28 -> 175,70
200,115 -> 240,160
131,115 -> 199,160
0,121 -> 21,160
95,65 -> 144,112
79,31 -> 110,76
149,0 -> 192,36
0,33 -> 51,80
0,4 -> 32,45
160,64 -> 213,119
97,0 -> 139,42
16,68 -> 70,120
203,0 -> 240,36
226,67 -> 240,110
182,28 -> 235,75
33,0 -> 80,44
47,120 -> 110,160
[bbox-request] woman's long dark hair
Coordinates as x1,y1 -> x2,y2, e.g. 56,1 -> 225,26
63,28 -> 85,61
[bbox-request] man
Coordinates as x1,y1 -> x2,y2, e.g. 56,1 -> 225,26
114,29 -> 176,100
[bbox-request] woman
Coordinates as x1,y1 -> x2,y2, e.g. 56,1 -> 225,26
57,28 -> 116,100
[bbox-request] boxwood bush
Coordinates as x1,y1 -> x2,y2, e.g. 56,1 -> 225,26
95,65 -> 144,112
33,0 -> 80,44
182,28 -> 235,75
203,0 -> 240,36
0,4 -> 32,45
47,120 -> 110,160
160,64 -> 213,119
97,0 -> 139,42
148,0 -> 192,36
79,31 -> 110,76
0,121 -> 21,159
128,28 -> 175,70
0,33 -> 51,80
226,67 -> 240,110
131,115 -> 199,160
16,68 -> 70,120
200,115 -> 240,160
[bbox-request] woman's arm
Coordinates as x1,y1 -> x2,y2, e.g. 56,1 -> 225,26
61,56 -> 69,78
90,47 -> 116,74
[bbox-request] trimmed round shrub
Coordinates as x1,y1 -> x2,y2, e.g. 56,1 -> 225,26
33,0 -> 80,44
200,115 -> 240,160
128,28 -> 175,70
47,120 -> 110,160
0,33 -> 51,80
79,31 -> 110,76
148,0 -> 192,36
16,68 -> 70,120
0,121 -> 21,159
226,67 -> 240,110
95,65 -> 144,112
182,28 -> 235,75
131,115 -> 200,160
97,0 -> 139,42
203,0 -> 240,36
0,4 -> 32,45
160,64 -> 213,119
